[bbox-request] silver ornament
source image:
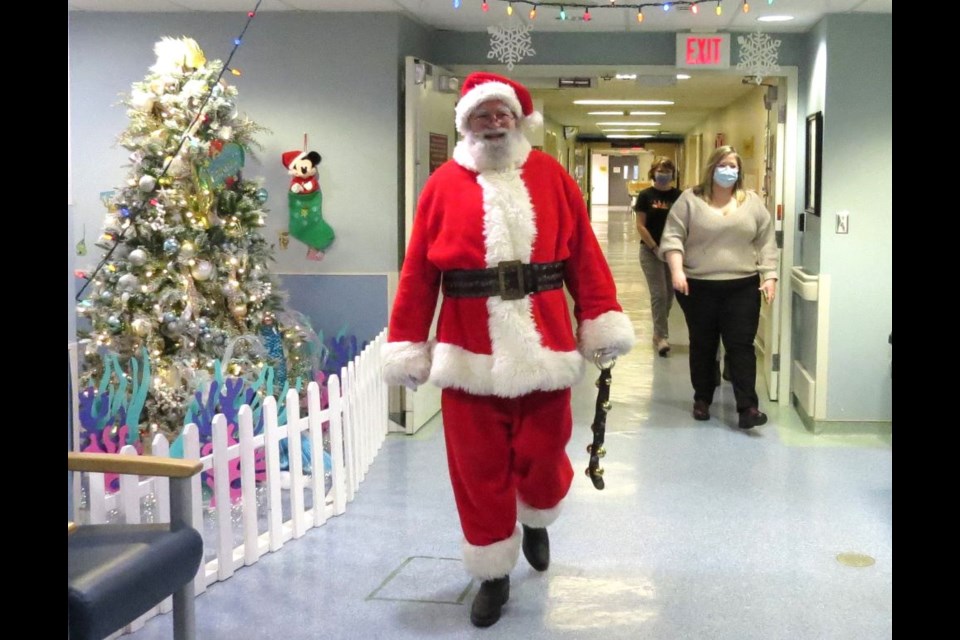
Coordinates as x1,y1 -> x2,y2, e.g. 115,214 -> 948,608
117,273 -> 140,293
163,238 -> 180,255
128,248 -> 148,267
191,260 -> 214,281
138,174 -> 157,192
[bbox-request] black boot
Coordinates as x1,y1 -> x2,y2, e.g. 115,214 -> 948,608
521,525 -> 550,571
470,576 -> 510,628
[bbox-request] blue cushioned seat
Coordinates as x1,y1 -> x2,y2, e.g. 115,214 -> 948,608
68,453 -> 204,640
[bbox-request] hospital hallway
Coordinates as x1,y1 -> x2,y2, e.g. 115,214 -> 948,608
123,205 -> 893,640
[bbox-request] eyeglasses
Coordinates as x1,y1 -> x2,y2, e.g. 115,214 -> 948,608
469,111 -> 516,125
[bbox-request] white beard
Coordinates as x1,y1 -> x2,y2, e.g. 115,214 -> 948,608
464,128 -> 528,172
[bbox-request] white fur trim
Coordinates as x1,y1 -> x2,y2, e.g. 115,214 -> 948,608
462,525 -> 521,580
430,342 -> 584,398
455,81 -> 523,136
521,111 -> 543,133
517,497 -> 563,528
577,311 -> 637,360
381,341 -> 432,386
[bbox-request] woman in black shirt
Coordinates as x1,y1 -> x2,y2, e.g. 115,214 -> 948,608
633,157 -> 682,356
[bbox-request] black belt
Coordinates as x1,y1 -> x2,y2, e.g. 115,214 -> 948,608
442,260 -> 565,301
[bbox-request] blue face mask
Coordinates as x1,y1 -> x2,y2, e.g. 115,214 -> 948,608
713,166 -> 739,187
653,172 -> 673,186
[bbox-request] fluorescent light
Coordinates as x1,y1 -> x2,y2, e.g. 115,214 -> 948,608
587,111 -> 625,115
676,73 -> 691,80
600,129 -> 657,133
574,99 -> 674,105
628,111 -> 666,116
606,134 -> 653,139
614,73 -> 637,80
596,121 -> 661,126
757,15 -> 794,22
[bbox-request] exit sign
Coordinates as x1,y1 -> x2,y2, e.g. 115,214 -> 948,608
676,33 -> 730,69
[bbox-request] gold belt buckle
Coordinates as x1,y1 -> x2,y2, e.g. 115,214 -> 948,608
497,260 -> 525,300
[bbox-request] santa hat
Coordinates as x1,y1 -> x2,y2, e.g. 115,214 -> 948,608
282,150 -> 307,170
455,72 -> 543,136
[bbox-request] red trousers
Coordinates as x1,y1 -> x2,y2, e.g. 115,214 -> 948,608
441,387 -> 574,579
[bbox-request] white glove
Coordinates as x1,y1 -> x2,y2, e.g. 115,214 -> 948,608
401,375 -> 420,391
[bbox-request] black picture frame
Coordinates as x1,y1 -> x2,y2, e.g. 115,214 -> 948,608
804,112 -> 823,216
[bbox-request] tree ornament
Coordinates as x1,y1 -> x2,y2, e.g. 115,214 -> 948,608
163,238 -> 181,255
117,273 -> 140,293
138,174 -> 157,192
131,317 -> 152,336
255,188 -> 269,203
128,248 -> 148,267
191,260 -> 214,281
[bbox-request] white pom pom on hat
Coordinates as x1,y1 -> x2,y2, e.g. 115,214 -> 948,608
454,72 -> 543,135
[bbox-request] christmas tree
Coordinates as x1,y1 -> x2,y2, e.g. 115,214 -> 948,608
77,37 -> 321,444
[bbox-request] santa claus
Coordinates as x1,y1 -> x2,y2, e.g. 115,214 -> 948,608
382,71 -> 635,628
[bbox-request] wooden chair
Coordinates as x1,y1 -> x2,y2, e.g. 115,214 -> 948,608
68,452 -> 204,640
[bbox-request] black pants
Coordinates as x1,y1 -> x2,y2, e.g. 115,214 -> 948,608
675,275 -> 761,412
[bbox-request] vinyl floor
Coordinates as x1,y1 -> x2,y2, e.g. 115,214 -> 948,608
123,206 -> 892,640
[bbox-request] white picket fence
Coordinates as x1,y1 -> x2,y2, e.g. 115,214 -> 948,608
73,329 -> 389,637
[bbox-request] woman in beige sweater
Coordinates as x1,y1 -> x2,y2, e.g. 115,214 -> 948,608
660,145 -> 778,429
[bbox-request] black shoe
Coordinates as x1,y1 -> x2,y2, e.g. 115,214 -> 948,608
470,576 -> 510,628
521,525 -> 550,571
738,408 -> 768,430
693,400 -> 710,421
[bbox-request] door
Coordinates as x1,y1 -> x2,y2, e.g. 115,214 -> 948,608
756,82 -> 785,401
607,155 -> 636,208
590,153 -> 609,206
399,56 -> 458,433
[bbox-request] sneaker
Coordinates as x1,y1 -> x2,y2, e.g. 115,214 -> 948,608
693,400 -> 710,421
738,407 -> 768,430
655,337 -> 671,357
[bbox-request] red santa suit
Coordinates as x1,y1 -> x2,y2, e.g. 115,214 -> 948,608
383,74 -> 635,581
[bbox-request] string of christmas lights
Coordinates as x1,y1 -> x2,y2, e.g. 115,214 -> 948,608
455,1 -> 773,22
76,0 -> 264,301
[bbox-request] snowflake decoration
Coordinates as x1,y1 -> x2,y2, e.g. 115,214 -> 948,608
487,21 -> 536,71
737,31 -> 782,85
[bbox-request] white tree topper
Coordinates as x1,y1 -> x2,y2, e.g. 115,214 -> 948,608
487,21 -> 536,71
737,31 -> 782,85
